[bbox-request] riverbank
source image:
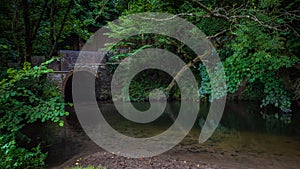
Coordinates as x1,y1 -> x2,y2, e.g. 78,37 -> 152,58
51,129 -> 300,169
61,152 -> 226,169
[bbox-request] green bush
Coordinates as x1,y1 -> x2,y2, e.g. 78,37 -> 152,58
0,60 -> 68,168
0,135 -> 46,169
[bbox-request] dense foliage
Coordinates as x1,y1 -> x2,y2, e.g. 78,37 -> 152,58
0,61 -> 67,168
0,0 -> 118,67
106,0 -> 300,112
1,0 -> 299,111
0,0 -> 299,167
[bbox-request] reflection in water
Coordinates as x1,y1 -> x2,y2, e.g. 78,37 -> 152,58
45,102 -> 300,168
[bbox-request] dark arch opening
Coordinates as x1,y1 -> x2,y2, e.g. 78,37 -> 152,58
63,71 -> 101,127
64,74 -> 73,103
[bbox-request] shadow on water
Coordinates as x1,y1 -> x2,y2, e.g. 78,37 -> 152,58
43,101 -> 300,168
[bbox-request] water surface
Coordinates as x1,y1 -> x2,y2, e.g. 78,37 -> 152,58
45,102 -> 300,168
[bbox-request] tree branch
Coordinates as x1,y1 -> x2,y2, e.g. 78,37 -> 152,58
32,0 -> 49,41
207,28 -> 232,39
136,13 -> 194,21
192,0 -> 298,34
165,49 -> 212,93
48,0 -> 73,58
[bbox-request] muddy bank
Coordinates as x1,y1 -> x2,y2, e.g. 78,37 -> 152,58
51,128 -> 300,169
60,151 -> 226,169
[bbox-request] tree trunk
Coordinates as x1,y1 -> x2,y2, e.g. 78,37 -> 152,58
22,0 -> 32,63
48,0 -> 73,58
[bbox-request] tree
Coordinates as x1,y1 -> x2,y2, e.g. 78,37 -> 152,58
106,0 -> 300,112
0,0 -> 118,69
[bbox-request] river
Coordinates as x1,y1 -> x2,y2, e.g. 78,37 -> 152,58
43,101 -> 300,168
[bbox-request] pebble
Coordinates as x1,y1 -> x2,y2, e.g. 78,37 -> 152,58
68,152 -> 228,169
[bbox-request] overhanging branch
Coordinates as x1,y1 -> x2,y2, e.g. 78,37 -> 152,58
165,49 -> 212,93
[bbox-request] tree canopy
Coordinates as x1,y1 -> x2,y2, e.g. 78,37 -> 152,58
1,0 -> 300,111
105,0 -> 300,112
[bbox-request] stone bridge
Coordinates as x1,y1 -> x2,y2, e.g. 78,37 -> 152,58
48,50 -> 115,102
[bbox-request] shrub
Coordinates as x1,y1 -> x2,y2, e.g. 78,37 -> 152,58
0,59 -> 68,168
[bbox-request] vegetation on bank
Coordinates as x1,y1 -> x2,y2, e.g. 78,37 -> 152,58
106,0 -> 300,113
0,0 -> 299,168
0,60 -> 68,168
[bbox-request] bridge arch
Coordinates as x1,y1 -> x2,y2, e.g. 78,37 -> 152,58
62,70 -> 101,127
62,70 -> 100,103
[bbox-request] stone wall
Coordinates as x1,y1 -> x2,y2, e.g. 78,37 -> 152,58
48,50 -> 113,101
